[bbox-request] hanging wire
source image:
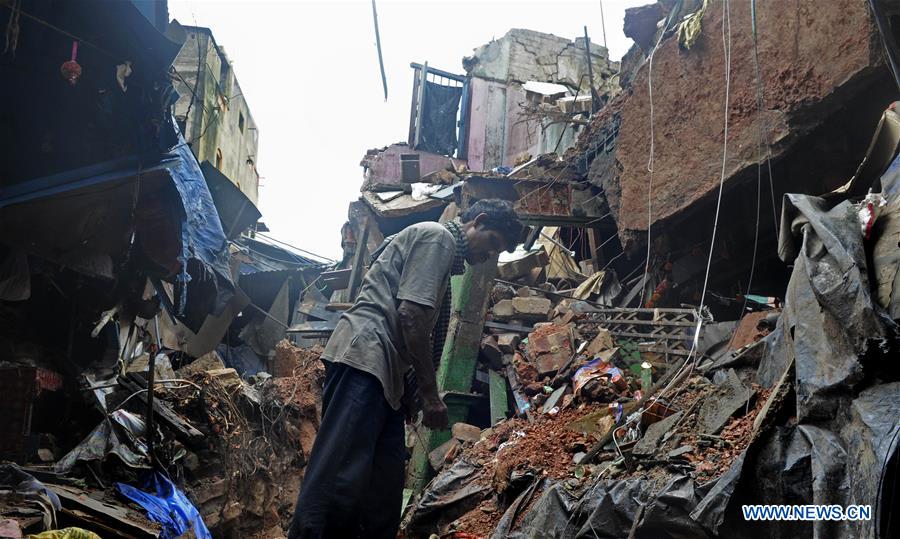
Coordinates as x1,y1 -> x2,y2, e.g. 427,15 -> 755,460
639,14 -> 674,307
607,0 -> 735,444
751,0 -> 780,238
727,0 -> 767,347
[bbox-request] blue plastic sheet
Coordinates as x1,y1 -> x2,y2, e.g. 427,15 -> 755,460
116,472 -> 211,539
167,132 -> 235,317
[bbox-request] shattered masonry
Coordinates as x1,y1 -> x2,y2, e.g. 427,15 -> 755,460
2,1 -> 900,539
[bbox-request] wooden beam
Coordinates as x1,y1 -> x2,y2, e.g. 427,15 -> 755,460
347,217 -> 371,301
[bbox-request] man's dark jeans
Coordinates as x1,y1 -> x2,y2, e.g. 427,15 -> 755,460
288,361 -> 406,539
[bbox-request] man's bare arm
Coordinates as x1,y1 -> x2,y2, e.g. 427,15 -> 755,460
398,299 -> 448,430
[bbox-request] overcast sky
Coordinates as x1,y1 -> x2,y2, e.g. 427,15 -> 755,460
169,0 -> 647,261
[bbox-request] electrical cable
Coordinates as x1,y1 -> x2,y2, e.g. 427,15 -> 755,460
606,0 -> 735,445
639,14 -> 673,308
254,232 -> 336,264
727,0 -> 766,348
750,0 -> 780,238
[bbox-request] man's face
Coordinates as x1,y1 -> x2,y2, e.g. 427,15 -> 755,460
464,216 -> 508,265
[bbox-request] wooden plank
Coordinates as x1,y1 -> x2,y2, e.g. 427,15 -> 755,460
590,307 -> 699,315
598,317 -> 698,328
488,370 -> 509,426
320,268 -> 351,290
407,67 -> 421,146
413,61 -> 428,148
51,485 -> 161,538
347,217 -> 371,301
285,320 -> 336,334
118,375 -> 204,447
296,300 -> 340,322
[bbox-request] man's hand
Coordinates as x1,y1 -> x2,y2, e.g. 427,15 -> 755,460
422,396 -> 448,430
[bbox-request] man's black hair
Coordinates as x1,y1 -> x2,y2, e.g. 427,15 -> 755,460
459,198 -> 523,252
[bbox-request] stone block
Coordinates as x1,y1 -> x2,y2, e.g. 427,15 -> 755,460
491,299 -> 515,321
221,501 -> 242,523
497,333 -> 521,354
193,478 -> 229,505
428,438 -> 460,471
512,297 -> 551,320
498,250 -> 549,281
451,422 -> 482,443
479,335 -> 503,370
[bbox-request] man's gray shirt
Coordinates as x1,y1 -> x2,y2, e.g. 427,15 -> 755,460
321,222 -> 456,410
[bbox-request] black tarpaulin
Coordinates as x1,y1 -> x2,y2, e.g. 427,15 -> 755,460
406,458 -> 490,535
418,81 -> 462,156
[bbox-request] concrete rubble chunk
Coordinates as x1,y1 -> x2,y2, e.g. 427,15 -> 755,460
428,438 -> 460,471
497,333 -> 521,353
492,299 -> 515,321
451,422 -> 483,443
193,478 -> 229,505
585,328 -> 614,358
633,411 -> 684,457
205,368 -> 242,390
623,3 -> 665,51
668,445 -> 694,459
511,296 -> 552,320
479,335 -> 504,370
498,250 -> 550,281
699,368 -> 755,435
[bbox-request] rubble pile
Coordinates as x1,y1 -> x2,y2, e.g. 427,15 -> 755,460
402,257 -> 777,537
0,340 -> 323,538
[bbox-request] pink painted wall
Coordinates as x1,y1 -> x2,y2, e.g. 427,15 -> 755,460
466,77 -> 543,172
503,83 -> 542,167
365,143 -> 464,187
465,77 -> 490,172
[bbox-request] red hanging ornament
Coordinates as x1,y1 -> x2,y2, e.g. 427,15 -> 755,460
60,41 -> 82,85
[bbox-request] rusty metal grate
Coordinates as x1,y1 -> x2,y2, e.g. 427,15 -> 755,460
587,307 -> 701,358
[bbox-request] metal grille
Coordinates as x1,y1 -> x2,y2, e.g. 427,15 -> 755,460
587,307 -> 700,358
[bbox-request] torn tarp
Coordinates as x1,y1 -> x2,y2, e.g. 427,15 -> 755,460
55,410 -> 150,472
116,472 -> 211,539
764,193 -> 895,420
406,458 -> 491,535
0,464 -> 61,530
418,81 -> 463,156
166,134 -> 236,330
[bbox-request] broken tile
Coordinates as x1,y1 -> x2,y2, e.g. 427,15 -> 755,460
698,369 -> 754,435
633,411 -> 684,457
543,385 -> 567,412
667,445 -> 694,459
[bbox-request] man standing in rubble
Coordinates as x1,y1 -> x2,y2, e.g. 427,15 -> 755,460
289,199 -> 522,539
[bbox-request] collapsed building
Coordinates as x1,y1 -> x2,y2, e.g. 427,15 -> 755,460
294,2 -> 900,538
0,1 -> 336,537
1,0 -> 900,538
